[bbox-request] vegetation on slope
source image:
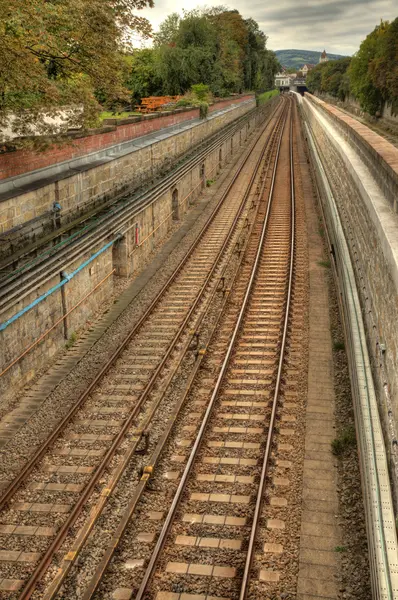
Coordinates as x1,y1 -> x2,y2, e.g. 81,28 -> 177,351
306,18 -> 398,116
275,49 -> 345,70
257,90 -> 279,105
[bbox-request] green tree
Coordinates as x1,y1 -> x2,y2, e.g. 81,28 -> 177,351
0,0 -> 153,143
153,13 -> 180,46
306,58 -> 351,101
125,49 -> 162,103
368,17 -> 398,112
349,22 -> 387,115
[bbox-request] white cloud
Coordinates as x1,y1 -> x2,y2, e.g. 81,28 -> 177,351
136,0 -> 397,55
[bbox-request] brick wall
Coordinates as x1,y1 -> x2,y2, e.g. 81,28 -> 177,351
0,95 -> 254,181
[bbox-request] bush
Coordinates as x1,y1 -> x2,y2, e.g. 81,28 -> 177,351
176,98 -> 193,107
198,102 -> 209,119
191,83 -> 211,102
257,89 -> 279,106
331,426 -> 356,455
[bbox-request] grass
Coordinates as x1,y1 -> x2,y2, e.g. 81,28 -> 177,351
331,426 -> 356,456
257,89 -> 280,105
334,545 -> 348,553
65,331 -> 77,349
318,259 -> 331,268
206,179 -> 215,187
99,111 -> 140,121
333,340 -> 345,351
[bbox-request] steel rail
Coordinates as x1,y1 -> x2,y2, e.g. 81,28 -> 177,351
134,97 -> 292,600
0,103 -> 268,311
239,102 -> 295,599
12,99 -> 287,600
40,97 -> 289,600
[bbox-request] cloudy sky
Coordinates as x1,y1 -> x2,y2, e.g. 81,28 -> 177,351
138,0 -> 396,56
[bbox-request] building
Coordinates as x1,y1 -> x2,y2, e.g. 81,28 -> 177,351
301,64 -> 315,76
319,50 -> 328,63
274,72 -> 296,89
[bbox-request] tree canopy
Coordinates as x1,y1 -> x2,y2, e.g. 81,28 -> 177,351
127,8 -> 278,101
0,0 -> 153,141
306,57 -> 351,101
306,18 -> 398,116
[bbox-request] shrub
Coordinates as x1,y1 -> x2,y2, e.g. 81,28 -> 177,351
199,102 -> 209,119
331,426 -> 356,455
191,83 -> 211,102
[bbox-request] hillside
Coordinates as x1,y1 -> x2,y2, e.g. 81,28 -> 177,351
275,49 -> 346,70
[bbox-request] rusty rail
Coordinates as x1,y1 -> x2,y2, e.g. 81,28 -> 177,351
134,97 -> 293,600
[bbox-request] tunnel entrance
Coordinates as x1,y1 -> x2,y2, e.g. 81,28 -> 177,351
296,85 -> 308,96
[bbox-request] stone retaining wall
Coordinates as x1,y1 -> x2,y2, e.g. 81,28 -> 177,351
301,92 -> 398,466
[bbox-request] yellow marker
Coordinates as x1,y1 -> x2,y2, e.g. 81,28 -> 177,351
64,551 -> 77,561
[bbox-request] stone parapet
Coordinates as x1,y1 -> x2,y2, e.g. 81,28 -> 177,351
304,93 -> 398,212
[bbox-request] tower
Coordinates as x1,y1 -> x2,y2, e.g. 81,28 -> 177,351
319,49 -> 328,63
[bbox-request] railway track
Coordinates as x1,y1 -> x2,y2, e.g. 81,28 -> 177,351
50,98 -> 305,600
82,97 -> 298,600
51,96 -> 303,600
0,98 -> 291,599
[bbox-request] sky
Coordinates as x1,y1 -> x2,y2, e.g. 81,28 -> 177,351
138,0 -> 397,56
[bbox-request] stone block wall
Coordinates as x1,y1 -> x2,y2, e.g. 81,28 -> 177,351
302,93 -> 398,460
0,99 -> 271,397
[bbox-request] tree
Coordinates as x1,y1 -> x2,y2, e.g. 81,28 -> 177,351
153,13 -> 180,46
349,22 -> 387,115
125,49 -> 162,103
0,0 -> 153,143
151,8 -> 278,98
306,58 -> 351,101
368,17 -> 398,113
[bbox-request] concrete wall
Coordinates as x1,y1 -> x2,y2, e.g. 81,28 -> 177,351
301,92 -> 398,469
0,98 -> 276,398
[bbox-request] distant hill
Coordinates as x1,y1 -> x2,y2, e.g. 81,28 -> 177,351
275,49 -> 346,70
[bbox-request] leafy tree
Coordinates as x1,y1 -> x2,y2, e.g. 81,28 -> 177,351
368,17 -> 398,113
0,0 -> 153,143
153,13 -> 180,46
125,50 -> 162,103
149,8 -> 278,98
349,22 -> 387,115
306,58 -> 351,101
